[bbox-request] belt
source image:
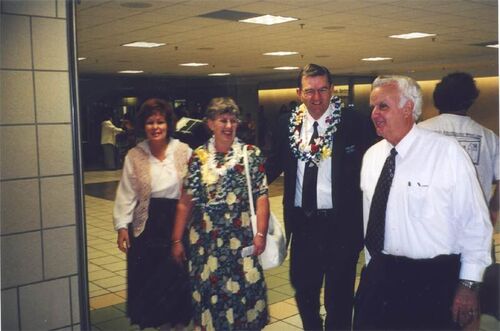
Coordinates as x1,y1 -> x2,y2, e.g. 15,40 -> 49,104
294,207 -> 334,218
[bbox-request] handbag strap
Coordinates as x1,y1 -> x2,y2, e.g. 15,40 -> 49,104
242,145 -> 256,218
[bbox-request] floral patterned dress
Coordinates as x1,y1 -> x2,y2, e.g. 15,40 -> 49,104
185,139 -> 269,330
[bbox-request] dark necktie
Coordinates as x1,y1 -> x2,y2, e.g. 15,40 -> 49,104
365,147 -> 398,257
302,121 -> 319,212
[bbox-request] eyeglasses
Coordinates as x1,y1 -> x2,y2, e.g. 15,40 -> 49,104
301,87 -> 331,97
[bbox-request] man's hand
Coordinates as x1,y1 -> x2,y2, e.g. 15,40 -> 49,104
451,283 -> 480,327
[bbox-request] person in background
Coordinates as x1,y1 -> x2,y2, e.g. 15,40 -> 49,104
266,64 -> 375,330
171,97 -> 269,330
114,98 -> 192,330
354,75 -> 492,330
419,72 -> 499,226
101,109 -> 123,170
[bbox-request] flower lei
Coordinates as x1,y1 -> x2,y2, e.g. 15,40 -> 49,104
195,136 -> 243,185
288,96 -> 342,165
189,137 -> 247,209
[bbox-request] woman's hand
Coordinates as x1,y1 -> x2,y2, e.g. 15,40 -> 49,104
253,233 -> 267,256
171,242 -> 186,265
117,228 -> 130,253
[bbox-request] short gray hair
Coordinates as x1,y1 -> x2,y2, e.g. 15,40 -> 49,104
372,75 -> 422,121
205,97 -> 240,120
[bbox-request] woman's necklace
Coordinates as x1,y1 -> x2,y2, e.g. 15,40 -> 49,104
288,96 -> 342,165
206,137 -> 242,177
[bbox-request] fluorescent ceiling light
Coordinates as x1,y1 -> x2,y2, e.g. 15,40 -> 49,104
389,32 -> 436,39
263,51 -> 298,56
486,44 -> 498,48
179,63 -> 209,67
78,57 -> 86,61
362,57 -> 393,61
121,41 -> 166,48
118,70 -> 144,74
239,15 -> 298,25
274,66 -> 300,70
208,73 -> 231,76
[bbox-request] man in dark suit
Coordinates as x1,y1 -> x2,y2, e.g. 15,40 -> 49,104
266,64 -> 375,330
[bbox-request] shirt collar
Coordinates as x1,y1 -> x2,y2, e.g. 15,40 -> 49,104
304,103 -> 333,131
385,123 -> 418,159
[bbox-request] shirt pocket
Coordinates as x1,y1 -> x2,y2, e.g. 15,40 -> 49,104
406,183 -> 432,221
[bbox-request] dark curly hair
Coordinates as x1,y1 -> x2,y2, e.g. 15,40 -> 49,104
136,98 -> 176,139
433,72 -> 479,114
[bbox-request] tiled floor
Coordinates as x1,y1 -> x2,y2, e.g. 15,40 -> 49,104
84,170 -> 500,331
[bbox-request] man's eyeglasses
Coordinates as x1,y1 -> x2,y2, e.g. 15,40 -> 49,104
301,87 -> 331,97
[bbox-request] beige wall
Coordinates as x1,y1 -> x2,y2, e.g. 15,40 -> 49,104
1,1 -> 82,330
262,77 -> 499,135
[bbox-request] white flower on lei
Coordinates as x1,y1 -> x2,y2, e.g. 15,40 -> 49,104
230,237 -> 241,250
226,308 -> 234,324
201,164 -> 218,185
217,238 -> 223,247
198,247 -> 205,256
226,278 -> 240,293
211,295 -> 218,304
189,228 -> 199,244
226,192 -> 237,205
207,255 -> 218,272
193,291 -> 201,302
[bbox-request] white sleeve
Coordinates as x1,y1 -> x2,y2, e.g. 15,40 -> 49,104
103,120 -> 124,134
453,144 -> 493,281
113,155 -> 137,230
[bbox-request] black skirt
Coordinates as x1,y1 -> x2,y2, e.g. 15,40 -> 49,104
127,198 -> 192,329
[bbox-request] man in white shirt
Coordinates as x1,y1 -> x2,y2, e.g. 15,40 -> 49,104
419,72 -> 499,226
353,75 -> 492,330
101,111 -> 124,169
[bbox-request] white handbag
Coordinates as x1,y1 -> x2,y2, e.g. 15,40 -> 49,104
243,146 -> 287,270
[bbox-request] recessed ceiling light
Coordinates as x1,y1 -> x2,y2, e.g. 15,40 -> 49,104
121,41 -> 166,48
179,63 -> 209,67
78,57 -> 86,61
389,32 -> 436,39
263,51 -> 299,56
274,66 -> 300,70
486,44 -> 498,48
239,15 -> 298,26
362,57 -> 393,61
118,70 -> 144,74
208,73 -> 231,76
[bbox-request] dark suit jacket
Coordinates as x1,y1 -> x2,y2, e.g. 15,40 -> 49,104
266,107 -> 376,254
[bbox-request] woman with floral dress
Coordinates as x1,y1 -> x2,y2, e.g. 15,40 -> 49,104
172,97 -> 270,330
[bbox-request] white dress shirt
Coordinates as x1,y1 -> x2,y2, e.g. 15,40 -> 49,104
295,104 -> 333,209
113,139 -> 192,230
361,125 -> 492,281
